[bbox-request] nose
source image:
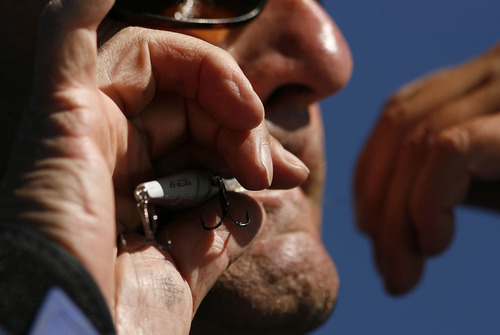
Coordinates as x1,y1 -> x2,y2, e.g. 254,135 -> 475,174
225,0 -> 352,105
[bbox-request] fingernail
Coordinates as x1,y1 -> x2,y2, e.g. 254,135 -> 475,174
260,143 -> 273,186
284,150 -> 310,176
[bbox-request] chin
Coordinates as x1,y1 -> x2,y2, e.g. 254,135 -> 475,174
190,189 -> 339,335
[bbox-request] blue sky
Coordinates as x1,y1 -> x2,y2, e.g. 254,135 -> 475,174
313,1 -> 500,334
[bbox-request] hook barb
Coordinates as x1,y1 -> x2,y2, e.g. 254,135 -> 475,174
200,175 -> 250,231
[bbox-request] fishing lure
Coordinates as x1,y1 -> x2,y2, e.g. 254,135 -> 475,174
132,169 -> 249,249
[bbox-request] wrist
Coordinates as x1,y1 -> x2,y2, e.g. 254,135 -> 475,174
0,223 -> 115,334
0,164 -> 117,306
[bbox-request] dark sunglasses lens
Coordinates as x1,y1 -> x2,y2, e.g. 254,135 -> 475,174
114,0 -> 264,20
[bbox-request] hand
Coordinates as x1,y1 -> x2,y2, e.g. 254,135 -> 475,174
354,43 -> 500,294
0,0 -> 308,332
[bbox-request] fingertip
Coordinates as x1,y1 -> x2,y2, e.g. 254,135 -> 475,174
216,125 -> 274,190
373,243 -> 422,296
268,140 -> 310,189
413,208 -> 455,256
383,256 -> 425,296
376,226 -> 425,295
236,137 -> 313,191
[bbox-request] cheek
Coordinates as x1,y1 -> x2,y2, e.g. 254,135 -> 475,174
246,232 -> 339,316
192,191 -> 339,334
192,138 -> 335,334
195,232 -> 339,334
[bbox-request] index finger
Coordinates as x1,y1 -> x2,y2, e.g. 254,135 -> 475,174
97,28 -> 264,131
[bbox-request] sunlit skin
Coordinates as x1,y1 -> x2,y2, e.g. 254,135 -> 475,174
0,0 -> 352,334
354,43 -> 500,295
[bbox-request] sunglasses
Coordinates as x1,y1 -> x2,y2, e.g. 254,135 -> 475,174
111,0 -> 268,29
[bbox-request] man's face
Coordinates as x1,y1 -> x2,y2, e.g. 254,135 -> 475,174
168,1 -> 352,333
3,0 -> 352,333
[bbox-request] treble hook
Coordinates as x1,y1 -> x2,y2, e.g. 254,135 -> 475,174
201,175 -> 250,231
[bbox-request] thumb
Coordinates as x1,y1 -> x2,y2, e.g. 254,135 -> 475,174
2,0 -> 118,305
31,0 -> 114,107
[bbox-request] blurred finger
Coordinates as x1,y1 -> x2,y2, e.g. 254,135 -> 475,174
375,137 -> 425,294
354,109 -> 408,234
355,47 -> 498,236
377,76 -> 500,281
411,114 -> 500,256
390,52 -> 493,113
412,76 -> 500,136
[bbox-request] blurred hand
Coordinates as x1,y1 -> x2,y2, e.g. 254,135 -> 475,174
354,42 -> 500,294
0,0 -> 308,333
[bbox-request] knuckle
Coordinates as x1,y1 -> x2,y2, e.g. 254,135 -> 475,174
405,124 -> 434,147
381,100 -> 414,129
433,127 -> 470,155
404,119 -> 445,149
